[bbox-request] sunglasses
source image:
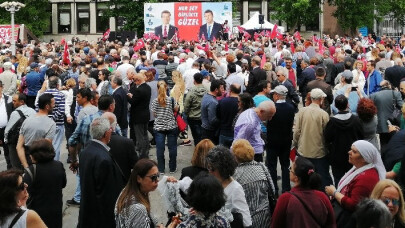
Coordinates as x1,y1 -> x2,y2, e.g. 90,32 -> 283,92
382,197 -> 400,206
17,181 -> 26,191
146,173 -> 160,182
276,74 -> 282,77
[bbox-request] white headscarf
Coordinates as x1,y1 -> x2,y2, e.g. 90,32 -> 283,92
337,140 -> 386,192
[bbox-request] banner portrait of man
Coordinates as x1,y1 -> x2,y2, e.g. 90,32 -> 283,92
199,9 -> 222,41
154,10 -> 178,41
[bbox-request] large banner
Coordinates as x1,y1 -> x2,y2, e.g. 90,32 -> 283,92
0,25 -> 20,43
144,2 -> 232,41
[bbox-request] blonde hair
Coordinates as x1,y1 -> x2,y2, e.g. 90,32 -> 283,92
191,139 -> 214,168
263,62 -> 272,71
66,78 -> 77,89
370,179 -> 405,224
157,80 -> 167,107
353,60 -> 364,70
171,71 -> 185,102
231,139 -> 255,163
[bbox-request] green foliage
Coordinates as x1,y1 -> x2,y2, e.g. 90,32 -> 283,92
0,0 -> 50,37
269,0 -> 322,32
104,0 -> 159,33
327,0 -> 405,34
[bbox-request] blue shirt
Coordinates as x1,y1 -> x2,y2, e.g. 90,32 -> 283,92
234,108 -> 265,154
201,93 -> 219,130
364,70 -> 382,96
332,84 -> 367,115
26,71 -> 43,96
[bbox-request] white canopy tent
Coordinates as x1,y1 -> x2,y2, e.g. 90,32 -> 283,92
241,12 -> 285,33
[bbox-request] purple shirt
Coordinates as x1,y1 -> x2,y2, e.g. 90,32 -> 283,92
234,108 -> 265,154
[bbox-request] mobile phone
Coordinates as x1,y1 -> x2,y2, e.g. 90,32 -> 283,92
351,86 -> 358,91
387,120 -> 392,126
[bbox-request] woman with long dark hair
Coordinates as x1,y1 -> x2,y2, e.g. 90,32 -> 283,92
115,159 -> 160,227
0,169 -> 46,228
272,156 -> 336,228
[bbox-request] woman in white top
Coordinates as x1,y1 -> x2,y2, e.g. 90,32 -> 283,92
352,60 -> 366,92
206,145 -> 252,227
96,69 -> 110,94
0,169 -> 46,228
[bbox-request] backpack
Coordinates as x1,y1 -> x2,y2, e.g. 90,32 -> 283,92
7,110 -> 26,144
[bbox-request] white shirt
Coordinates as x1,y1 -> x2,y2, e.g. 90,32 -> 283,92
0,95 -> 8,128
224,180 -> 252,227
183,68 -> 200,93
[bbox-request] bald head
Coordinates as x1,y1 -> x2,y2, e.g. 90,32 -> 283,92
255,100 -> 276,121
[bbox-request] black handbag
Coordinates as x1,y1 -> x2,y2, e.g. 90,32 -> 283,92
388,90 -> 402,126
332,199 -> 352,228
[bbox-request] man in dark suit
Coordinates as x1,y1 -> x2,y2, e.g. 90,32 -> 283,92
299,59 -> 316,105
154,10 -> 178,41
267,85 -> 295,194
272,67 -> 300,111
246,56 -> 267,96
103,112 -> 138,182
199,9 -> 222,41
385,58 -> 405,89
78,117 -> 125,228
127,73 -> 151,159
111,75 -> 128,137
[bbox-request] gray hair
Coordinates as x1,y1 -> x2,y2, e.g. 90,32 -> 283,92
2,62 -> 12,70
354,199 -> 392,228
90,117 -> 111,140
276,66 -> 288,77
48,76 -> 59,89
394,58 -> 403,67
101,112 -> 118,130
85,78 -> 97,89
111,75 -> 123,86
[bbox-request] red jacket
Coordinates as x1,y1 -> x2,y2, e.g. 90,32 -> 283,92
340,168 -> 379,212
271,187 -> 336,228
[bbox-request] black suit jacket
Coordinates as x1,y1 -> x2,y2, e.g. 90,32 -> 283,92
246,67 -> 267,96
267,102 -> 295,146
128,83 -> 151,124
108,132 -> 138,182
78,140 -> 125,228
199,22 -> 222,40
113,87 -> 128,129
155,24 -> 178,40
385,65 -> 405,89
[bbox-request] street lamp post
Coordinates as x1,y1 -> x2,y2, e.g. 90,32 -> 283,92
0,1 -> 25,55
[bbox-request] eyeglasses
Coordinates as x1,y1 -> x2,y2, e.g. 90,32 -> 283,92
146,173 -> 160,182
288,166 -> 294,174
17,181 -> 27,191
276,74 -> 282,77
382,197 -> 400,206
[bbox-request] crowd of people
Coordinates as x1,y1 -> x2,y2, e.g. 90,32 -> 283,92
1,31 -> 405,228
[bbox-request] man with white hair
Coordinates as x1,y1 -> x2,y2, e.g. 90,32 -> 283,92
78,117 -> 125,228
116,55 -> 134,86
272,67 -> 300,110
234,100 -> 276,162
0,62 -> 17,96
293,88 -> 332,188
176,52 -> 189,75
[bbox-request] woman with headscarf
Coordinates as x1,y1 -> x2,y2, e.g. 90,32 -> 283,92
325,140 -> 385,227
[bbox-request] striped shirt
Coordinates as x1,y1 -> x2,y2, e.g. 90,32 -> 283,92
41,89 -> 66,125
151,97 -> 176,131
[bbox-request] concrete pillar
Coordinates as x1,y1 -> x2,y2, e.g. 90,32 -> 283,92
243,1 -> 248,24
262,0 -> 268,20
319,3 -> 324,36
52,3 -> 58,35
71,3 -> 75,35
109,17 -> 116,32
90,2 -> 96,34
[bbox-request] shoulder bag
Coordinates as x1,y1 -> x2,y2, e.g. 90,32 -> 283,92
171,97 -> 187,132
388,90 -> 402,126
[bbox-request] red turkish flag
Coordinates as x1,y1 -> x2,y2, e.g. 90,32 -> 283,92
63,41 -> 70,65
102,28 -> 111,41
293,31 -> 301,41
134,39 -> 145,51
225,43 -> 229,51
260,52 -> 266,69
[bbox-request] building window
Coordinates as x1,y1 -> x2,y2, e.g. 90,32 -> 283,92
248,1 -> 261,18
97,3 -> 109,33
58,3 -> 71,33
77,3 -> 90,33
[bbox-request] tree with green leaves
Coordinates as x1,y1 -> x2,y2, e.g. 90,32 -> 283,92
104,0 -> 159,33
0,0 -> 50,38
327,0 -> 405,35
269,0 -> 322,33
